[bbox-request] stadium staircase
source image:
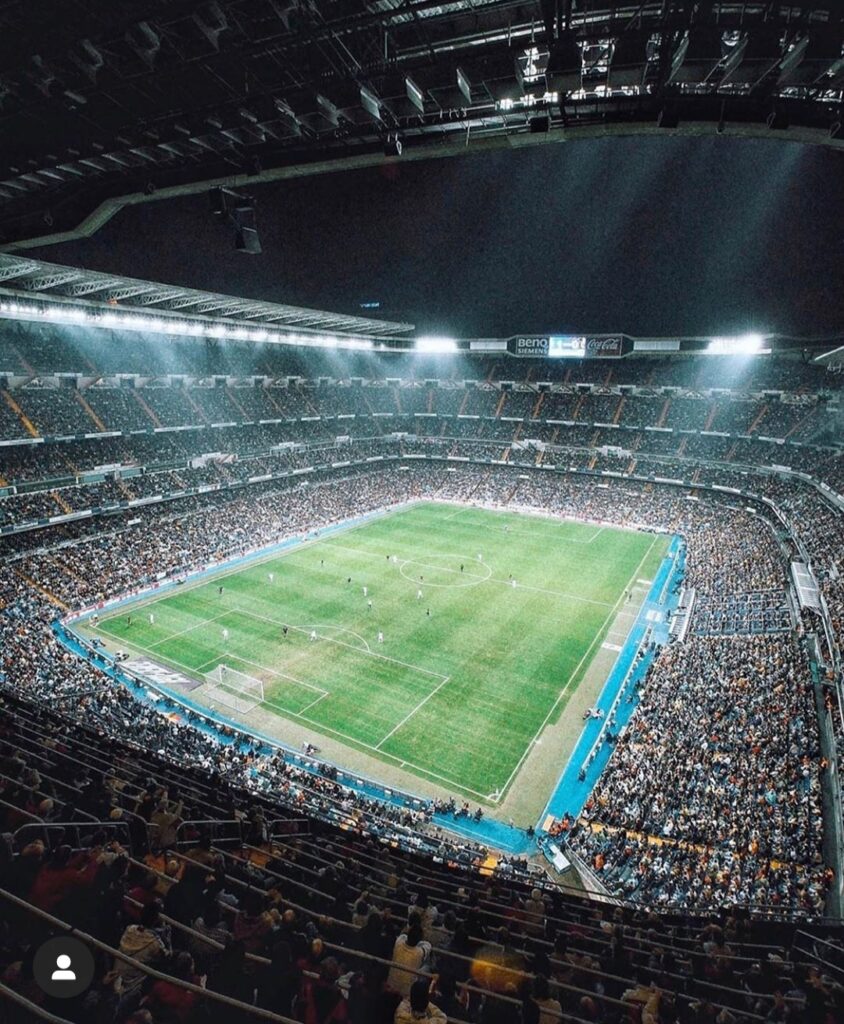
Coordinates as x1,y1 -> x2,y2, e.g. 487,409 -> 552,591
785,406 -> 820,440
1,388 -> 38,437
131,389 -> 163,428
748,403 -> 769,435
531,391 -> 545,419
611,397 -> 626,424
181,388 -> 210,423
11,344 -> 36,378
115,477 -> 135,500
494,392 -> 507,417
11,567 -> 68,611
655,398 -> 671,427
225,387 -> 251,421
263,387 -> 287,416
50,490 -> 73,515
703,403 -> 718,431
73,390 -> 107,432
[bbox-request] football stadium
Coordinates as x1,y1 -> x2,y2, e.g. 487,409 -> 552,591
1,2 -> 844,1022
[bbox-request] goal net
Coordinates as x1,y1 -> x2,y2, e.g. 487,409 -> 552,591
202,664 -> 265,713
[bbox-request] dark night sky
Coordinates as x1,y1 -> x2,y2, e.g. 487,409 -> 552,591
33,136 -> 844,339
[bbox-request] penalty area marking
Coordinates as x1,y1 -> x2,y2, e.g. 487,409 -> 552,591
295,622 -> 372,652
375,674 -> 453,750
228,605 -> 449,681
202,654 -> 329,699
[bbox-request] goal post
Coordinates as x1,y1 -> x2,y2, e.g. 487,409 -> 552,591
203,663 -> 265,713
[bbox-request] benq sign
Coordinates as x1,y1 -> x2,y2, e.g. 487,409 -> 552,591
512,336 -> 549,356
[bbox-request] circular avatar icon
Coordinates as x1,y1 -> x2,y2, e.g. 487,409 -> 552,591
32,936 -> 96,999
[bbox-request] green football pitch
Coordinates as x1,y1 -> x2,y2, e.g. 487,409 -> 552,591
91,502 -> 669,802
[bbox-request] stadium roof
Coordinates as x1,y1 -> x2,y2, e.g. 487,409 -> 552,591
0,252 -> 414,340
2,253 -> 843,359
0,1 -> 842,249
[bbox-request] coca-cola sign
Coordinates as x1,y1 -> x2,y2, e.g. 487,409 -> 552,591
585,336 -> 625,357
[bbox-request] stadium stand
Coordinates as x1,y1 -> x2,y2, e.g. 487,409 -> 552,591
1,327 -> 843,1022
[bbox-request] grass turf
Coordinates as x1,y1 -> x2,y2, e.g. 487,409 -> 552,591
92,502 -> 669,801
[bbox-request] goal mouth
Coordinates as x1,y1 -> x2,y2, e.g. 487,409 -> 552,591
203,663 -> 265,713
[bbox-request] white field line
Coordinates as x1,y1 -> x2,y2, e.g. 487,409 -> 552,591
491,533 -> 660,804
144,611 -> 231,648
296,623 -> 372,653
300,692 -> 330,714
194,656 -> 222,673
108,502 -> 413,614
325,541 -> 614,607
442,509 -> 609,545
244,692 -> 491,801
229,605 -> 449,681
486,578 -> 612,607
323,541 -> 490,580
443,504 -> 468,520
375,675 -> 453,750
215,655 -> 329,698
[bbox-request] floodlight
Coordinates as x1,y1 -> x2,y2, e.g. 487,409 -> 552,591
707,334 -> 768,354
415,336 -> 458,353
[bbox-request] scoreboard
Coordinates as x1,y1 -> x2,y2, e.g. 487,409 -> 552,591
549,335 -> 588,358
510,335 -> 629,358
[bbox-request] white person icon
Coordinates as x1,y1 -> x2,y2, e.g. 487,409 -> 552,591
52,953 -> 76,981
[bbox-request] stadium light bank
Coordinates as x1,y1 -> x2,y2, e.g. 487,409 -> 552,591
0,298 -> 375,351
707,333 -> 770,355
415,336 -> 459,353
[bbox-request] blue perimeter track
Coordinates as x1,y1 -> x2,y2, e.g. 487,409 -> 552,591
538,534 -> 685,831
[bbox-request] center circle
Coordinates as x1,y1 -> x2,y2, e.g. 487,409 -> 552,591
398,555 -> 492,588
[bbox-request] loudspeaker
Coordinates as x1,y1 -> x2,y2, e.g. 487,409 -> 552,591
235,226 -> 262,254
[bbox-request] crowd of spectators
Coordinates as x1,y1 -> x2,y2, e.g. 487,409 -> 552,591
1,344 -> 842,967
4,684 -> 842,1024
566,634 -> 828,913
